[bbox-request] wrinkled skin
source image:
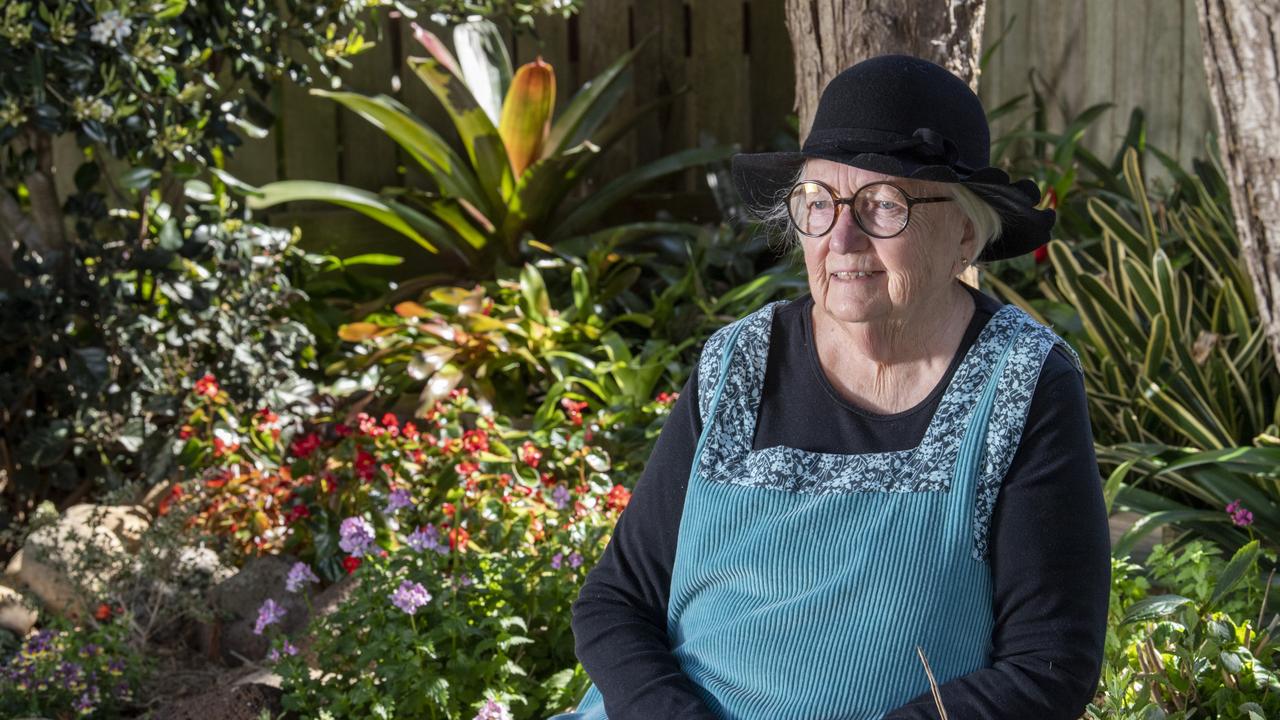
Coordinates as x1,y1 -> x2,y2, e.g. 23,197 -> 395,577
798,158 -> 979,413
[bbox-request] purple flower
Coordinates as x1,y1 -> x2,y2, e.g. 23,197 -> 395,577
285,562 -> 321,593
550,484 -> 571,509
267,639 -> 299,662
407,525 -> 449,555
569,552 -> 583,569
339,516 -> 376,557
550,552 -> 563,569
253,598 -> 287,635
390,579 -> 433,615
473,698 -> 513,720
384,488 -> 414,515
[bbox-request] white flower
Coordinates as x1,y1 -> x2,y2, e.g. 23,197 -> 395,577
89,10 -> 133,46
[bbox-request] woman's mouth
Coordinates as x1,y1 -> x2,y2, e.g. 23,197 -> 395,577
831,271 -> 883,281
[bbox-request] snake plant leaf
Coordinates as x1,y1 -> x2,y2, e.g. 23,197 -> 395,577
1144,314 -> 1170,379
1087,197 -> 1150,262
547,145 -> 736,243
245,180 -> 438,254
312,90 -> 489,214
453,18 -> 513,128
500,58 -> 556,181
1122,149 -> 1160,254
1160,446 -> 1280,476
408,56 -> 514,219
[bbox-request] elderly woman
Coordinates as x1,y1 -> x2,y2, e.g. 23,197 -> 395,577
551,55 -> 1110,720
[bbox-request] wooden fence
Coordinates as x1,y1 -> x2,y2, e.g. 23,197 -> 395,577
222,0 -> 1217,258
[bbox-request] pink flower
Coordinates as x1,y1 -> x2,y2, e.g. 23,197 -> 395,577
1226,499 -> 1254,527
194,373 -> 220,399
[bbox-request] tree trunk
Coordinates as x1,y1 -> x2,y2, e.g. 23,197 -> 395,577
783,0 -> 986,286
1196,2 -> 1280,376
783,0 -> 987,142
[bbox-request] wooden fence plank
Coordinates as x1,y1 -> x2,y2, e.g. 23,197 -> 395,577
690,0 -> 751,153
280,54 -> 339,183
577,0 -> 635,188
748,0 -> 796,152
223,82 -> 279,187
337,12 -> 400,192
1082,0 -> 1117,154
1178,0 -> 1216,167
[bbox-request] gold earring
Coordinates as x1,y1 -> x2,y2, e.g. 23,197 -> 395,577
960,257 -> 968,265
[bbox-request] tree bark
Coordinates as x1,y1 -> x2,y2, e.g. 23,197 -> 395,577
783,0 -> 986,286
1196,2 -> 1280,375
783,0 -> 987,142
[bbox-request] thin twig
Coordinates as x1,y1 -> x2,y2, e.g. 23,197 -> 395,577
915,645 -> 949,720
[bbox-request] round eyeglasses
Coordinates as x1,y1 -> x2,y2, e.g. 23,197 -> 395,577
785,179 -> 954,238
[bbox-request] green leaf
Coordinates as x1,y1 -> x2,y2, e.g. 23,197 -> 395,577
453,18 -> 513,127
1211,539 -> 1260,606
408,56 -> 514,219
313,90 -> 489,213
119,166 -> 155,190
1121,594 -> 1194,624
542,32 -> 652,159
244,180 -> 438,253
547,145 -> 735,243
1111,509 -> 1225,559
1102,459 -> 1137,514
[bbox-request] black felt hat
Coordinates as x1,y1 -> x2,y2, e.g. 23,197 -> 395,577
732,54 -> 1053,261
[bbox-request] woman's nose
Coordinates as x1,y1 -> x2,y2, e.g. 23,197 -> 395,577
826,208 -> 870,254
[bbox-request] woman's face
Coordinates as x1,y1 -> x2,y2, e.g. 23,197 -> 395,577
797,158 -> 974,327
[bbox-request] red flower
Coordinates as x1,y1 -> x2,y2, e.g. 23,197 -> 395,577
256,407 -> 279,430
461,429 -> 490,454
1033,244 -> 1049,265
442,502 -> 456,516
540,472 -> 556,488
605,484 -> 632,512
447,526 -> 470,551
334,423 -> 353,438
94,603 -> 113,621
655,391 -> 679,405
286,504 -> 311,523
212,437 -> 240,458
560,398 -> 589,426
498,473 -> 511,488
194,373 -> 220,399
356,413 -> 383,437
402,422 -> 420,440
342,556 -> 362,574
354,448 -> 377,482
410,448 -> 425,463
381,412 -> 399,429
178,424 -> 195,440
454,461 -> 480,477
290,433 -> 322,459
519,441 -> 542,468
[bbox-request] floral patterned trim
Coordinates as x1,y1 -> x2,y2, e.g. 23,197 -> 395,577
693,298 -> 1083,559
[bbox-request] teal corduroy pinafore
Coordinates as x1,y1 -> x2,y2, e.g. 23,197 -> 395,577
553,299 -> 1080,720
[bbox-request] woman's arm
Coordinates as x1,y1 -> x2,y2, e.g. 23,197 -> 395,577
569,373 -> 720,720
883,350 -> 1111,719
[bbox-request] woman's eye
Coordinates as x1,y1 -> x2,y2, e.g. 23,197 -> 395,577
811,200 -> 831,210
876,200 -> 900,211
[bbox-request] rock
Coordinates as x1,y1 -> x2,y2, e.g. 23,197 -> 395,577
0,586 -> 37,637
14,504 -> 154,618
61,504 -> 151,552
19,520 -> 125,617
205,555 -> 311,664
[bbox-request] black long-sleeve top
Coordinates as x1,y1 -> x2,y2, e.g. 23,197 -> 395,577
570,283 -> 1111,719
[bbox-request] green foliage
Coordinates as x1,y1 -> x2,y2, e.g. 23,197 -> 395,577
0,617 -> 149,718
0,214 -> 317,532
1089,540 -> 1280,719
413,0 -> 584,27
242,18 -> 732,276
0,0 -> 373,169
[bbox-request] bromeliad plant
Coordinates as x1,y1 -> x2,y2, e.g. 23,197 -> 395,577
239,18 -> 732,276
332,262 -> 688,424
